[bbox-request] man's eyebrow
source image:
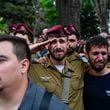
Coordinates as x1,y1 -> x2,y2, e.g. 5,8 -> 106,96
0,55 -> 8,58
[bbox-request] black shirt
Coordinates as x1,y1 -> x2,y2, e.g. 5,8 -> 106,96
83,73 -> 110,110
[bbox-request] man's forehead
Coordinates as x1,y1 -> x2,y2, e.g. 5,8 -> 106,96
0,41 -> 12,44
90,45 -> 108,51
68,34 -> 77,39
0,41 -> 13,49
0,41 -> 15,57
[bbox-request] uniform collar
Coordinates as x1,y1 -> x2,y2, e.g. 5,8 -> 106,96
44,55 -> 74,75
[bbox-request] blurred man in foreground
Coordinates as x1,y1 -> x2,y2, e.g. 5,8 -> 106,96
0,35 -> 69,110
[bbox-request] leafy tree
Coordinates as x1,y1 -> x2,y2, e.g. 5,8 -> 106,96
0,0 -> 59,36
39,0 -> 59,26
0,0 -> 108,39
80,0 -> 100,39
0,0 -> 36,29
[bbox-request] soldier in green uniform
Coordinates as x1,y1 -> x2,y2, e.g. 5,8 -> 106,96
65,24 -> 88,64
66,24 -> 80,55
29,25 -> 87,110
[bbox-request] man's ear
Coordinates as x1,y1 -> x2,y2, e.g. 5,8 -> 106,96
20,59 -> 30,75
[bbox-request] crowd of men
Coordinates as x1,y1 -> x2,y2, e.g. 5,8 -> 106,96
0,23 -> 110,110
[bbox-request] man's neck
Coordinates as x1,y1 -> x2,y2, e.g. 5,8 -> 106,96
89,67 -> 110,76
0,79 -> 28,109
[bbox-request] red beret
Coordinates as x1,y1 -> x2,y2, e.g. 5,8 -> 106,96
9,23 -> 33,43
8,24 -> 17,32
46,25 -> 70,37
9,23 -> 33,36
66,24 -> 80,37
16,23 -> 33,36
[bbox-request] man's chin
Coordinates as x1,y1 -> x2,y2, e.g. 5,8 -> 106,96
53,56 -> 65,61
94,66 -> 105,72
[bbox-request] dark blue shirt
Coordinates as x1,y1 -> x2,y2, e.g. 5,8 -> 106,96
18,80 -> 69,110
83,73 -> 110,110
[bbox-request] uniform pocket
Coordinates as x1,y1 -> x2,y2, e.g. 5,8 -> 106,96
71,74 -> 84,90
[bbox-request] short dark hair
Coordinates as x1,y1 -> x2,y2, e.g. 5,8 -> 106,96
86,35 -> 109,53
0,34 -> 31,61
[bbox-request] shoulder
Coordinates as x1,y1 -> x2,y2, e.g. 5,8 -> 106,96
30,81 -> 69,110
29,62 -> 47,72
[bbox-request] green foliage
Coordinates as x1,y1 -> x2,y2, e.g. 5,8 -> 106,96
0,1 -> 35,29
0,17 -> 8,34
0,0 -> 101,38
39,0 -> 59,26
0,0 -> 59,35
81,0 -> 93,10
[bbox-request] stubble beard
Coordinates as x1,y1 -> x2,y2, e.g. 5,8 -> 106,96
88,59 -> 107,72
49,50 -> 66,61
67,46 -> 75,55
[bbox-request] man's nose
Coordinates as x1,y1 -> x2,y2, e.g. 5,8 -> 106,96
56,41 -> 61,47
96,54 -> 103,61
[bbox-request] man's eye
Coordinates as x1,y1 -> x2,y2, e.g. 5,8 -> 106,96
59,39 -> 65,43
101,52 -> 107,55
92,52 -> 99,55
69,39 -> 76,42
51,40 -> 57,44
92,52 -> 107,56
